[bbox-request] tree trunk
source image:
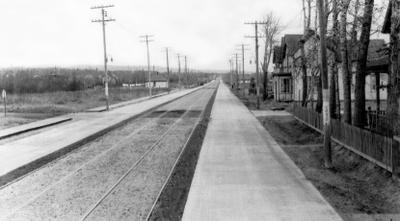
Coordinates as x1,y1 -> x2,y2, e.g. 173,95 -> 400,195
340,0 -> 352,124
329,0 -> 339,118
387,0 -> 400,136
301,41 -> 308,106
354,0 -> 374,128
317,0 -> 332,168
329,64 -> 337,118
336,66 -> 341,119
263,71 -> 267,100
316,75 -> 323,113
350,0 -> 361,49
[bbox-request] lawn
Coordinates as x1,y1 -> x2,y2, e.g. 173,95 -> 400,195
0,87 -> 169,114
0,87 -> 169,129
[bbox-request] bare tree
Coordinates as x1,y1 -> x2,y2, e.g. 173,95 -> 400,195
353,0 -> 374,128
350,0 -> 361,49
339,0 -> 352,124
261,12 -> 281,100
317,0 -> 333,168
301,0 -> 313,106
329,0 -> 339,118
387,0 -> 400,135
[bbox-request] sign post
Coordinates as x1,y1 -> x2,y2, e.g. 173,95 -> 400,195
2,90 -> 6,117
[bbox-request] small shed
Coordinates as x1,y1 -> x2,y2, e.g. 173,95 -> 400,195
145,74 -> 169,88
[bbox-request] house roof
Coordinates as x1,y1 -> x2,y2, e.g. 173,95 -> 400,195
272,72 -> 291,77
273,46 -> 283,64
366,39 -> 389,71
367,39 -> 387,61
349,39 -> 388,63
282,34 -> 303,57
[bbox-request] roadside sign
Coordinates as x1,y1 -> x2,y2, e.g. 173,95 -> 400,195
1,89 -> 6,99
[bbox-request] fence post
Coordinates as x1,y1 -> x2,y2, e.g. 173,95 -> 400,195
393,136 -> 400,176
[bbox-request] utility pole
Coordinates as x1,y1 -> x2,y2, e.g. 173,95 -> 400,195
317,0 -> 332,168
140,35 -> 154,96
184,56 -> 188,88
91,5 -> 115,111
229,59 -> 233,87
245,21 -> 267,109
237,44 -> 250,96
234,53 -> 239,92
177,54 -> 182,88
164,47 -> 171,91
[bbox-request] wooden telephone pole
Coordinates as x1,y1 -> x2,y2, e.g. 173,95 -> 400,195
184,56 -> 188,88
317,0 -> 332,168
164,47 -> 171,91
91,5 -> 115,111
229,59 -> 233,87
245,21 -> 267,109
237,44 -> 250,96
234,53 -> 239,92
177,54 -> 182,88
140,35 -> 154,96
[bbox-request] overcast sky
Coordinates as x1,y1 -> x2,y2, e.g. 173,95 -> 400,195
0,1 -> 310,71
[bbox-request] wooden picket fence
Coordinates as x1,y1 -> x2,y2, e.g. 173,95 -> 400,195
290,104 -> 399,174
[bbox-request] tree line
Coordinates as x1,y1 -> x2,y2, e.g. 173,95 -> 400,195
0,68 -> 214,94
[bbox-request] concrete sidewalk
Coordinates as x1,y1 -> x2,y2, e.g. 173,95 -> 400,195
0,116 -> 72,140
182,82 -> 342,221
0,86 -> 204,185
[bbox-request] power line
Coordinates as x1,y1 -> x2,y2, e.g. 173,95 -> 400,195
233,53 -> 239,92
164,47 -> 171,91
236,44 -> 251,96
229,59 -> 234,87
176,53 -> 182,88
245,21 -> 268,109
140,34 -> 155,96
184,56 -> 188,88
91,4 -> 116,111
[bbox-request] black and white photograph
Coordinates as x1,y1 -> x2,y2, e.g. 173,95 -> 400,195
0,0 -> 398,220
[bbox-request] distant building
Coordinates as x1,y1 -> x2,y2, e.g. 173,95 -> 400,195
271,30 -> 389,112
272,34 -> 302,101
239,74 -> 252,84
145,74 -> 169,88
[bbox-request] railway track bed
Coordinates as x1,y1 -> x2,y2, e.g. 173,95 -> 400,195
0,82 -> 218,221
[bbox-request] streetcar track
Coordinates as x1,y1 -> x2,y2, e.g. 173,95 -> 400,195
0,114 -> 172,220
1,89 -> 210,220
79,89 -> 210,221
0,87 -> 205,192
0,84 -> 210,189
144,110 -> 203,221
145,82 -> 218,220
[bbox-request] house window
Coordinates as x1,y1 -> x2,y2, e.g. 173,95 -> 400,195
281,78 -> 291,93
370,76 -> 376,92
